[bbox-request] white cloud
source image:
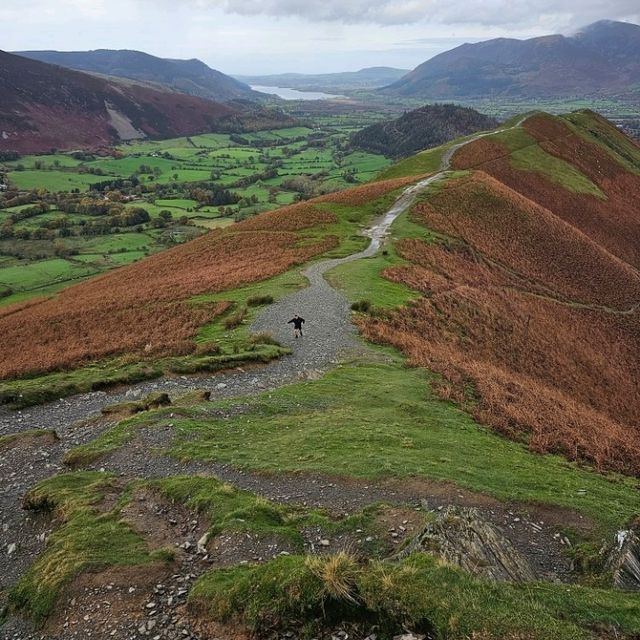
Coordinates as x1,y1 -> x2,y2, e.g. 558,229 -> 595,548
1,0 -> 638,74
216,0 -> 640,28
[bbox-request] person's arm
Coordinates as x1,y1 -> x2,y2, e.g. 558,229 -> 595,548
300,318 -> 305,324
287,318 -> 294,324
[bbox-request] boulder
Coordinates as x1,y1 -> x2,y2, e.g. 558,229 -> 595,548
397,506 -> 536,582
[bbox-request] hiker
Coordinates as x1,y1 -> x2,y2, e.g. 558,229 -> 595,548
287,314 -> 305,338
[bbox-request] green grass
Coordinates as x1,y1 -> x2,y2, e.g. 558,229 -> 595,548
149,476 -> 308,545
378,132 -> 485,180
487,127 -> 606,198
325,202 -> 451,309
190,552 -> 640,639
4,154 -> 83,169
562,110 -> 640,175
9,472 -> 167,626
0,258 -> 99,292
312,188 -> 408,258
192,267 -> 307,350
6,170 -> 106,192
160,360 -> 639,535
153,198 -> 198,210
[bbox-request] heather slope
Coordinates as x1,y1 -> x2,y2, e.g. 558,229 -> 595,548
0,51 -> 291,153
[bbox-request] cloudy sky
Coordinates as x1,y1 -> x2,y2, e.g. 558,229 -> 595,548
1,0 -> 639,74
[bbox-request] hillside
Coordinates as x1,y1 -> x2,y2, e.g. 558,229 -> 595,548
236,66 -> 409,92
384,20 -> 640,99
359,109 -> 640,476
351,103 -> 498,157
2,112 -> 640,640
16,49 -> 261,102
0,51 -> 292,153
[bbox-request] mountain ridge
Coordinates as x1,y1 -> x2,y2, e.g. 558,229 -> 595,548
384,20 -> 640,98
15,48 -> 261,102
0,51 -> 293,153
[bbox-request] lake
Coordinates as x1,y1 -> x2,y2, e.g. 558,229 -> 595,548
251,85 -> 347,101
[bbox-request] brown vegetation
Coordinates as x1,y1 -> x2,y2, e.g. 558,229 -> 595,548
0,229 -> 335,379
361,159 -> 640,474
315,175 -> 422,205
452,114 -> 640,270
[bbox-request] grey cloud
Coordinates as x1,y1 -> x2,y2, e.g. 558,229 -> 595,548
216,0 -> 640,27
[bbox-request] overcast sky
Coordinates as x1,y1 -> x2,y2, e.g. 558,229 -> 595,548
1,0 -> 639,74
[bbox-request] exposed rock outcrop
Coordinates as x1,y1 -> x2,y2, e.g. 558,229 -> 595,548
397,506 -> 536,582
606,526 -> 640,591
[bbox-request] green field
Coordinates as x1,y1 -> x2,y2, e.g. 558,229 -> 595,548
0,116 -> 392,303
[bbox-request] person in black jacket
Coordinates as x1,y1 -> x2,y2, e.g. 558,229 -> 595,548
287,314 -> 305,338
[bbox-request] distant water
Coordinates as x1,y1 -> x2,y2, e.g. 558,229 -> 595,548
251,85 -> 346,101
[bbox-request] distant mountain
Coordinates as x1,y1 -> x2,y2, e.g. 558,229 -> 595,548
384,20 -> 640,99
237,67 -> 409,93
0,51 -> 293,153
16,49 -> 260,102
351,104 -> 497,157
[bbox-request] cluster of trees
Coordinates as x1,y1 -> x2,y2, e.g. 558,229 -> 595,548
90,176 -> 141,192
351,104 -> 498,158
188,184 -> 241,207
280,173 -> 336,200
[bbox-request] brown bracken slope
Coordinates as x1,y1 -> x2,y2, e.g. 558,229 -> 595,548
360,111 -> 640,475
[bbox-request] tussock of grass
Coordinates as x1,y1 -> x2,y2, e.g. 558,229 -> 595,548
190,553 -> 640,639
249,331 -> 280,346
306,552 -> 361,603
247,294 -> 274,306
0,428 -> 58,450
223,306 -> 247,330
101,391 -> 171,417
